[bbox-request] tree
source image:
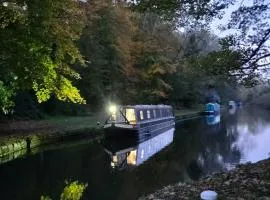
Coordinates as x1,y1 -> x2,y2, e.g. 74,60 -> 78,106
167,29 -> 241,106
221,1 -> 270,80
0,81 -> 14,114
0,0 -> 86,109
129,0 -> 235,26
126,12 -> 185,103
77,0 -> 134,106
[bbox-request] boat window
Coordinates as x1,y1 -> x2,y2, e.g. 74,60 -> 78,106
147,110 -> 151,119
112,155 -> 118,162
127,150 -> 137,165
110,114 -> 116,121
156,109 -> 160,118
140,110 -> 144,120
153,110 -> 156,118
125,109 -> 136,124
115,109 -> 125,123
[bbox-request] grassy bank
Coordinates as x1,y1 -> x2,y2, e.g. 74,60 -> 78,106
0,114 -> 105,164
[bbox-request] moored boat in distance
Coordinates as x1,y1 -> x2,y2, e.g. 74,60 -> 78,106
103,104 -> 175,140
228,101 -> 236,109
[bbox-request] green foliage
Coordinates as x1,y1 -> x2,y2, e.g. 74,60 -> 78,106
0,81 -> 14,114
130,0 -> 234,25
0,0 -> 85,107
13,92 -> 44,119
196,50 -> 242,76
60,181 -> 88,200
41,196 -> 52,200
76,0 -> 242,108
77,1 -> 129,105
2,0 -> 264,116
167,29 -> 242,106
41,181 -> 87,200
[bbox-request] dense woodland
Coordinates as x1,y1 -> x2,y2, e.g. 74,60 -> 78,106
1,0 -> 270,118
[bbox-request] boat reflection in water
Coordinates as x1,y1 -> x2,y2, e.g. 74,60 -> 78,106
228,106 -> 237,115
104,128 -> 175,170
204,114 -> 221,134
205,114 -> 221,126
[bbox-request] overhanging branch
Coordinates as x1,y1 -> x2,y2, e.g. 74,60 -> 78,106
242,28 -> 270,65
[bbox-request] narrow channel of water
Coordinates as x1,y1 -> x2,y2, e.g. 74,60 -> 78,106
0,107 -> 270,200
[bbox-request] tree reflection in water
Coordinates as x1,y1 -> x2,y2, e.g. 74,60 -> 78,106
232,108 -> 270,163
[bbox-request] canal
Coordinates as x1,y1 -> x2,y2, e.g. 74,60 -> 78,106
0,107 -> 270,200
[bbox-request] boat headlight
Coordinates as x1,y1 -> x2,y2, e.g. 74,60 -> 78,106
108,104 -> 117,114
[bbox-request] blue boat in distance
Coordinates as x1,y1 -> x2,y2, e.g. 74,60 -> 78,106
204,102 -> 220,115
204,84 -> 220,115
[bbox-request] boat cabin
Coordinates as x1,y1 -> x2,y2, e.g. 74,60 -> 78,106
104,105 -> 175,139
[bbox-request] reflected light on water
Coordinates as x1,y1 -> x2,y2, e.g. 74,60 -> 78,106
104,128 -> 175,170
233,124 -> 270,163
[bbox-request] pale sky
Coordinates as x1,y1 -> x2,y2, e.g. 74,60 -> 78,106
210,0 -> 244,37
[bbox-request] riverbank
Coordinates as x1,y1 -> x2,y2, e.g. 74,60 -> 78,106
0,109 -> 202,164
0,114 -> 106,164
139,158 -> 270,200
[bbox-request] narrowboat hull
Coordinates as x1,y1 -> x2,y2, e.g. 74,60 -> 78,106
104,118 -> 175,141
104,124 -> 138,139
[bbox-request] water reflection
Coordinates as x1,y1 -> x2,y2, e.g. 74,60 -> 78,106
203,114 -> 221,136
205,114 -> 220,126
232,110 -> 270,163
228,106 -> 237,115
0,107 -> 270,200
104,128 -> 174,170
220,107 -> 270,169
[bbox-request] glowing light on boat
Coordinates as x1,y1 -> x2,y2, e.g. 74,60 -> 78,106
108,104 -> 117,114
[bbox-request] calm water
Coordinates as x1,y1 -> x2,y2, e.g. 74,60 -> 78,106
1,107 -> 270,200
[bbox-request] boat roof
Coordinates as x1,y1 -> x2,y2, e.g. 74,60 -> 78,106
121,104 -> 172,109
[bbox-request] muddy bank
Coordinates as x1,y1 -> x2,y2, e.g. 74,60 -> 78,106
139,159 -> 270,200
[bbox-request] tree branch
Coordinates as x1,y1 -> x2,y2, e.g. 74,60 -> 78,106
242,28 -> 270,65
256,62 -> 270,69
243,52 -> 270,69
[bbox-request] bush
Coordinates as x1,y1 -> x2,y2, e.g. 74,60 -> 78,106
0,81 -> 14,114
41,181 -> 88,200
